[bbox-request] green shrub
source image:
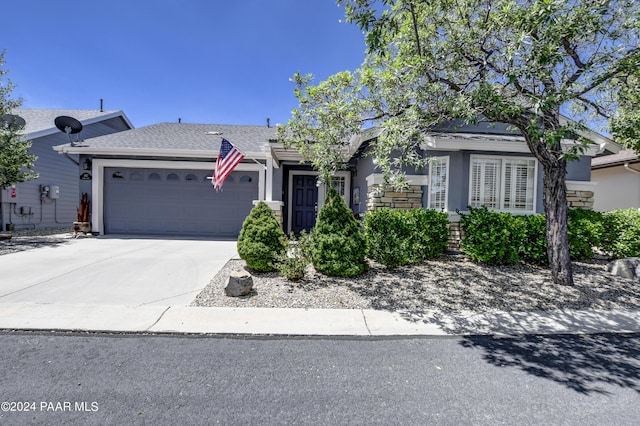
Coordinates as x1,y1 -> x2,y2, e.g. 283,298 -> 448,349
518,214 -> 548,265
567,209 -> 605,261
276,230 -> 311,281
602,208 -> 640,257
365,208 -> 449,269
459,206 -> 525,265
237,201 -> 286,272
309,187 -> 368,277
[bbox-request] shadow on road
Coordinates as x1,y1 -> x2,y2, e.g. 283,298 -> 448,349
459,333 -> 640,395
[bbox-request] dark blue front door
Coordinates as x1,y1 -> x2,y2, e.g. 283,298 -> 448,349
291,175 -> 318,233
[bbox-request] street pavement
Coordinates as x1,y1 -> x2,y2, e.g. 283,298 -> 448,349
0,332 -> 638,425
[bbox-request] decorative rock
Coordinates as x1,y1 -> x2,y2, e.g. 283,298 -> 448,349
607,258 -> 640,281
225,270 -> 254,297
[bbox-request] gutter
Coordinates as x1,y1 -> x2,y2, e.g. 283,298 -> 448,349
624,162 -> 640,176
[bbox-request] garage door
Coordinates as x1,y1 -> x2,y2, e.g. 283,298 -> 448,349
104,168 -> 258,237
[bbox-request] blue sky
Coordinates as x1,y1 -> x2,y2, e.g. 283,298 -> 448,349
1,0 -> 367,128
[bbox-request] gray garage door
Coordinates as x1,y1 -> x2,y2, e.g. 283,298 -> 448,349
104,168 -> 258,237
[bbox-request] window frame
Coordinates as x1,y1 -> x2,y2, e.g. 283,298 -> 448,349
427,156 -> 450,211
468,154 -> 538,214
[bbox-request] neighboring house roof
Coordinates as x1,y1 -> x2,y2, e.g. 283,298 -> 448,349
55,122 -> 277,159
591,149 -> 639,169
16,109 -> 134,139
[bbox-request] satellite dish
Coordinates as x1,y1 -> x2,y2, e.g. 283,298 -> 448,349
0,114 -> 26,130
55,116 -> 83,134
54,115 -> 85,146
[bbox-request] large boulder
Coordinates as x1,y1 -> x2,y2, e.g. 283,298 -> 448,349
607,258 -> 640,280
224,270 -> 254,297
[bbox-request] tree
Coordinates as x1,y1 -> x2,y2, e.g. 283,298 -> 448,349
278,0 -> 640,286
0,50 -> 37,189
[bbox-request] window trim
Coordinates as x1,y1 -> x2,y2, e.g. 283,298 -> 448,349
468,154 -> 538,214
427,156 -> 449,211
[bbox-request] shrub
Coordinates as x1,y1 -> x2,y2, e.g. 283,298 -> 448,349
602,208 -> 640,258
567,209 -> 606,261
365,208 -> 449,268
518,214 -> 548,266
309,187 -> 368,277
276,230 -> 311,281
459,206 -> 525,265
237,201 -> 286,272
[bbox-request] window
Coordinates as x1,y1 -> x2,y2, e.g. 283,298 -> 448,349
167,173 -> 180,181
470,155 -> 537,213
428,156 -> 449,210
148,172 -> 161,181
329,176 -> 346,197
185,174 -> 198,181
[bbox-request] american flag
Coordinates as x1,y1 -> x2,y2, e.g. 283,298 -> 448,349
213,138 -> 244,190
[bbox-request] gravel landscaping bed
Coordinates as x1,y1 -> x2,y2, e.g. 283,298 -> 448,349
192,254 -> 640,313
0,228 -> 78,256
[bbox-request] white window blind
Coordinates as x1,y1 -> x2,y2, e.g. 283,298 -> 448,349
470,156 -> 537,213
428,156 -> 449,210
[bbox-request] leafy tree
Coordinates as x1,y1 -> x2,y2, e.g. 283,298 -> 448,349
0,50 -> 37,189
278,0 -> 640,286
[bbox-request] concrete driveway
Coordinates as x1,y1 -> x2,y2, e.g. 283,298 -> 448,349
0,236 -> 238,306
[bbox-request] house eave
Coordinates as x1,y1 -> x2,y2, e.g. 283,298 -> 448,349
53,145 -> 266,160
25,110 -> 134,140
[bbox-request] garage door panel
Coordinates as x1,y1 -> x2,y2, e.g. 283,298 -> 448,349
104,168 -> 258,237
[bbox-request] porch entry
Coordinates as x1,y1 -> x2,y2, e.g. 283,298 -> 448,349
288,170 -> 351,234
291,174 -> 318,233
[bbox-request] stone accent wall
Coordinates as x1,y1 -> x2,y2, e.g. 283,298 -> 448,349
566,189 -> 594,210
366,184 -> 423,210
447,222 -> 464,251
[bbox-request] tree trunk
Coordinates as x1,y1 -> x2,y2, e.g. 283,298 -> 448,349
542,160 -> 574,286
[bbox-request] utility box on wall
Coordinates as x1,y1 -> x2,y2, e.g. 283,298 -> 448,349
1,185 -> 19,203
50,185 -> 60,199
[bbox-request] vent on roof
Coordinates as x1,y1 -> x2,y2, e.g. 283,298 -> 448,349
54,115 -> 85,147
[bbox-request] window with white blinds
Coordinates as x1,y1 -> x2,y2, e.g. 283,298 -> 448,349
428,156 -> 449,210
469,155 -> 537,213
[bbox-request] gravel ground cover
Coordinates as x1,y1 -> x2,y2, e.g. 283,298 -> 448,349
192,255 -> 640,313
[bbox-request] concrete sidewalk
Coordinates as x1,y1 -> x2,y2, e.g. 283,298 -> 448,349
1,302 -> 639,337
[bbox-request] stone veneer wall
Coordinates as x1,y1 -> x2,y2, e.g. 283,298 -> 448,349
366,184 -> 423,210
566,189 -> 595,210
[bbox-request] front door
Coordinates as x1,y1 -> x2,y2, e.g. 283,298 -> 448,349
291,175 -> 318,233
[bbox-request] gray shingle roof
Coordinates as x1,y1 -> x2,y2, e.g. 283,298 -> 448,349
592,149 -> 638,168
72,122 -> 277,155
16,109 -> 128,135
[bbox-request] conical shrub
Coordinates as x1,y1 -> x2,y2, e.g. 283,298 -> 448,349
309,187 -> 368,277
237,201 -> 285,272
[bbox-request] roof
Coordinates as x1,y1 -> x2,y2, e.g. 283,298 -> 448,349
591,149 -> 639,169
15,109 -> 134,139
55,122 -> 277,159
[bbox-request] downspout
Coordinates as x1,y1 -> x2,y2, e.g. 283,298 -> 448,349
63,152 -> 80,166
624,162 -> 640,176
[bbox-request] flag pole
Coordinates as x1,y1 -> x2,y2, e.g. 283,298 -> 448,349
207,132 -> 267,170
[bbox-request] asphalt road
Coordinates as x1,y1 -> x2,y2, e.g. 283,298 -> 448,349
0,332 -> 639,425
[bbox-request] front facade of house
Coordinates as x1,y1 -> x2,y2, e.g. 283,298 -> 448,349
0,109 -> 133,231
53,119 -> 616,239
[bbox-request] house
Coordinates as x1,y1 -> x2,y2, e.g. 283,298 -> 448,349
591,149 -> 640,211
52,119 -> 617,242
0,109 -> 133,231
